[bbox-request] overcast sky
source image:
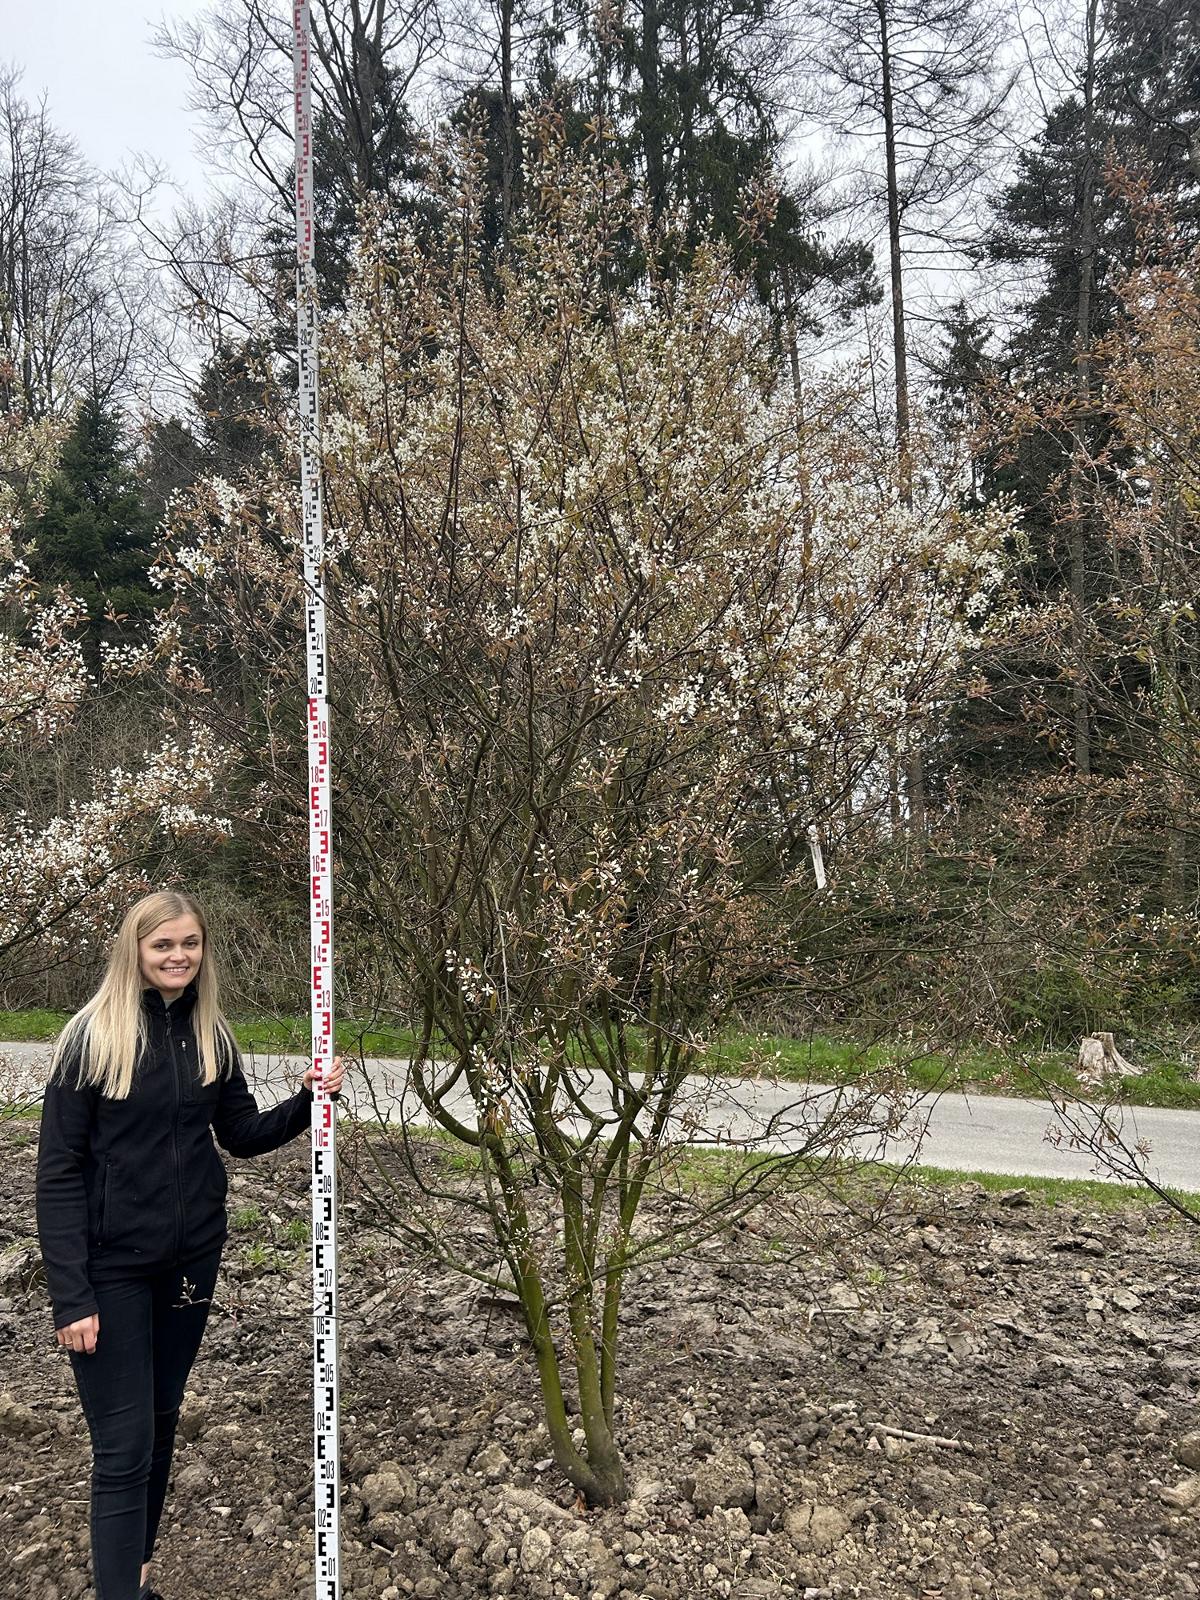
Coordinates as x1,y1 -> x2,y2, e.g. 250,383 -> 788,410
4,3 -> 209,196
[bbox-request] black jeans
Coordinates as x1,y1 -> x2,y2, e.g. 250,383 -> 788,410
67,1244 -> 224,1600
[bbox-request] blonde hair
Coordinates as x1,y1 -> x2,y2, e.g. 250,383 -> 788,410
50,891 -> 237,1099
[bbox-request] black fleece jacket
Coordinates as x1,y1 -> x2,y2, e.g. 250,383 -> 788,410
35,983 -> 316,1331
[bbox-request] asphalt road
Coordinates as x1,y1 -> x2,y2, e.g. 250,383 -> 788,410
4,1039 -> 1197,1195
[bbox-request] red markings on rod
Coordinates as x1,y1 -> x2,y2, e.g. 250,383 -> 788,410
295,5 -> 339,1595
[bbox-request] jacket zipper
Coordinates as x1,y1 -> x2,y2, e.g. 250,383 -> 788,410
100,1157 -> 110,1245
168,1026 -> 184,1258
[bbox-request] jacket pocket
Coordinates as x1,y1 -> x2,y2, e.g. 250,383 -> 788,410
98,1155 -> 148,1253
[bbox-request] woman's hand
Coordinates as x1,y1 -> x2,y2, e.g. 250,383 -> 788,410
303,1055 -> 345,1100
57,1314 -> 99,1355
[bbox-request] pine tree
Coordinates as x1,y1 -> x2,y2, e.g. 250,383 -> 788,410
137,339 -> 283,559
1103,0 -> 1200,214
626,0 -> 876,316
929,300 -> 995,511
974,0 -> 1200,796
27,395 -> 155,654
927,302 -> 1062,785
193,340 -> 280,480
986,0 -> 1115,779
989,96 -> 1120,380
307,58 -> 428,302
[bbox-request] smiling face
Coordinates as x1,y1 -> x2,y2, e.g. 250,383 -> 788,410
138,914 -> 204,1002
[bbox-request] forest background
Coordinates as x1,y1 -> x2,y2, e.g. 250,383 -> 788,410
2,0 -> 1200,1094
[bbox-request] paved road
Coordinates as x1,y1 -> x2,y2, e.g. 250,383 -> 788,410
4,1039 -> 1197,1194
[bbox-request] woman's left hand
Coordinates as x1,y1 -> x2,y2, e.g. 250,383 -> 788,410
303,1055 -> 345,1100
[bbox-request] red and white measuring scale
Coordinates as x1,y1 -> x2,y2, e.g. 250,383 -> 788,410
292,5 -> 341,1596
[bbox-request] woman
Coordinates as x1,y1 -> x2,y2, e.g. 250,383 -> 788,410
35,890 -> 346,1600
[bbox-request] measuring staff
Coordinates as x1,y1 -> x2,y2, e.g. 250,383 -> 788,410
291,4 -> 344,1598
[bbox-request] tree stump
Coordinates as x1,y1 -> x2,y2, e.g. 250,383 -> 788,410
1077,1031 -> 1138,1081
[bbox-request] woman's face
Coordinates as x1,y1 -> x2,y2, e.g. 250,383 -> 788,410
138,914 -> 204,1000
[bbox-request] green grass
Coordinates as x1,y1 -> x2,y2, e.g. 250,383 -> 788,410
2,1008 -> 1197,1111
2,1104 -> 43,1122
641,1143 -> 1200,1214
0,1008 -> 73,1040
700,1026 -> 1200,1111
0,1008 -> 424,1060
859,1160 -> 1200,1214
378,1122 -> 1200,1216
230,1013 -> 425,1059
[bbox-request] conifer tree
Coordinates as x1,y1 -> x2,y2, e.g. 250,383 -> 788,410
27,395 -> 155,654
443,0 -> 873,315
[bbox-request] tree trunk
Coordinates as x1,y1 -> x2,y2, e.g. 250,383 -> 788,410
1077,1032 -> 1137,1080
1069,0 -> 1101,781
491,1137 -> 627,1505
641,0 -> 666,223
877,0 -> 925,852
878,0 -> 911,508
499,0 -> 517,245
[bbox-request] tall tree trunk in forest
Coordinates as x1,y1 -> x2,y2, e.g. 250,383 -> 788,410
641,0 -> 666,222
877,0 -> 926,850
1069,0 -> 1101,780
499,0 -> 517,244
878,1 -> 911,505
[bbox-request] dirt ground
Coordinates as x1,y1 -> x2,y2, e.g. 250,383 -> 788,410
4,1113 -> 1200,1600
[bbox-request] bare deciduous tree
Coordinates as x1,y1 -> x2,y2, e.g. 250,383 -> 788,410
0,68 -> 150,417
155,0 -> 444,207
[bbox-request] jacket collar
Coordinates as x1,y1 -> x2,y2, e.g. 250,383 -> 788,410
142,979 -> 199,1020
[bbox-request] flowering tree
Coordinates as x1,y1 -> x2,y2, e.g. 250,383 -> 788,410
0,409 -> 232,992
152,115 -> 1013,1502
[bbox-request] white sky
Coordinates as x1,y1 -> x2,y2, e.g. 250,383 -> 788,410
4,2 -> 209,196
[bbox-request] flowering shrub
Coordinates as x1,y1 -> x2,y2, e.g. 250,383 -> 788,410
154,114 -> 1014,1500
0,412 -> 232,985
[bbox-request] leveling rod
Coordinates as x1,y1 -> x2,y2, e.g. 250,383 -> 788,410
292,4 -> 342,1597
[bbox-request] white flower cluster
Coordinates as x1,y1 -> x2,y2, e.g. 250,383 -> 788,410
0,730 -> 234,958
99,639 -> 153,678
0,412 -> 69,539
0,574 -> 90,748
444,947 -> 497,1006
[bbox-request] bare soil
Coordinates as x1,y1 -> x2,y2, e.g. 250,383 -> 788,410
3,1116 -> 1200,1600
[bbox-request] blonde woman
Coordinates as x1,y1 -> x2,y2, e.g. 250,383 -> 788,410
35,890 -> 345,1600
